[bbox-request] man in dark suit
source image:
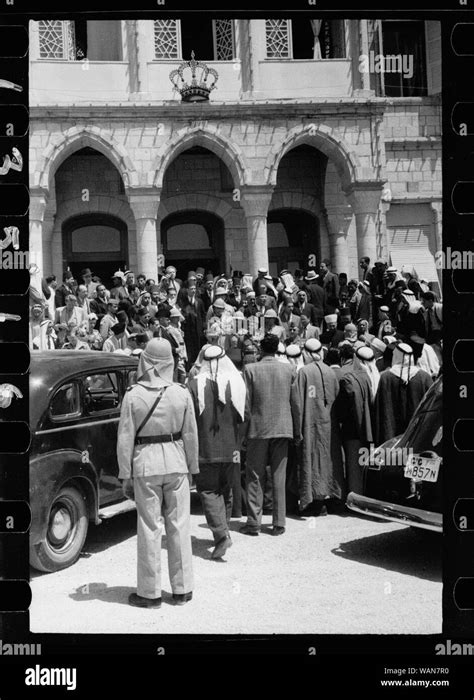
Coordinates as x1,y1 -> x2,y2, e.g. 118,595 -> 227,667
55,270 -> 77,308
241,333 -> 295,537
294,289 -> 318,326
255,285 -> 277,315
359,257 -> 376,295
319,259 -> 339,313
304,270 -> 326,328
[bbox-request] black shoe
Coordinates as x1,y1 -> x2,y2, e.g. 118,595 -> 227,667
272,526 -> 286,536
172,592 -> 193,606
326,499 -> 346,515
240,524 -> 259,536
128,593 -> 161,609
212,535 -> 232,559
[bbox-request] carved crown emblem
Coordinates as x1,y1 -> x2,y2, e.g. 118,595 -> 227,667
169,51 -> 219,103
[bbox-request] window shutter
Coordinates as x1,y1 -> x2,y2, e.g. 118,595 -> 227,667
388,225 -> 438,283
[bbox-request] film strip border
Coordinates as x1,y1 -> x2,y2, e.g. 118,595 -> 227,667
0,20 -> 31,639
444,18 -> 474,636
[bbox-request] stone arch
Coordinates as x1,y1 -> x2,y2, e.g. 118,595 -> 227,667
152,126 -> 249,189
269,191 -> 321,216
50,195 -> 137,281
33,125 -> 139,191
264,123 -> 364,192
158,193 -> 233,221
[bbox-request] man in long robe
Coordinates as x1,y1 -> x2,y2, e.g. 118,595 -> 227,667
374,342 -> 433,445
337,346 -> 379,495
291,338 -> 344,515
188,346 -> 246,559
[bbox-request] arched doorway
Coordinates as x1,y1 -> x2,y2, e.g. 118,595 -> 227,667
62,213 -> 129,285
267,209 -> 320,277
161,210 -> 225,279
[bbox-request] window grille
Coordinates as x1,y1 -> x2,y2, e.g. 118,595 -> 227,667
38,20 -> 76,60
154,19 -> 180,59
265,19 -> 291,58
213,19 -> 234,60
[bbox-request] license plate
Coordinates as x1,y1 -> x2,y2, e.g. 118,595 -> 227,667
404,455 -> 441,483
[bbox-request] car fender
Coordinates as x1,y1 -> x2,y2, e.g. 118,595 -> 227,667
29,449 -> 99,545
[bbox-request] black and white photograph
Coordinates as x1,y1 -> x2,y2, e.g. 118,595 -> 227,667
26,16 -> 444,636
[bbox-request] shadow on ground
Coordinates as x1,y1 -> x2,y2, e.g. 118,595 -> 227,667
68,582 -> 178,607
332,525 -> 442,583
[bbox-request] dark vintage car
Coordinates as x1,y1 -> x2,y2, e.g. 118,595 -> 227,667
346,375 -> 442,533
30,351 -> 139,572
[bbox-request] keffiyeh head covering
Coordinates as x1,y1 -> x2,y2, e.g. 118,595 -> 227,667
196,346 -> 246,434
303,338 -> 328,406
136,338 -> 174,387
353,346 -> 380,400
285,343 -> 304,371
390,342 -> 419,384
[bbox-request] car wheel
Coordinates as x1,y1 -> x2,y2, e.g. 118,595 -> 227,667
30,485 -> 88,573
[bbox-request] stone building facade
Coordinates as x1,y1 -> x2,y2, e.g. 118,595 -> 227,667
29,18 -> 442,286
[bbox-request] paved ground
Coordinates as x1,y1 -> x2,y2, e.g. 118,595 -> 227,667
30,496 -> 442,635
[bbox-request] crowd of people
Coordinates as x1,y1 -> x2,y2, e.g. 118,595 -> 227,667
28,259 -> 442,376
28,257 -> 442,608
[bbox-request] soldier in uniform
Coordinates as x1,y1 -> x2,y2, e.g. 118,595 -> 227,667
117,338 -> 199,608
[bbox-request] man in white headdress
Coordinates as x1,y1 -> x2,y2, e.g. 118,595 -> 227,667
374,342 -> 432,445
291,338 -> 344,515
117,338 -> 199,608
187,345 -> 246,560
337,346 -> 380,495
285,343 -> 304,371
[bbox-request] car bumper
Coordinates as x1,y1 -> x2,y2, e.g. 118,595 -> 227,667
346,492 -> 443,533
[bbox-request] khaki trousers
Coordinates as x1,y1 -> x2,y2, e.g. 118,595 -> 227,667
134,473 -> 193,599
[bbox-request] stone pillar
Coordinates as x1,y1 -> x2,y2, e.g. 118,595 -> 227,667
325,204 -> 352,274
128,188 -> 161,281
346,185 -> 383,279
29,189 -> 49,277
358,20 -> 371,93
430,199 -> 442,292
42,212 -> 55,276
430,199 -> 442,253
30,21 -> 40,61
240,186 -> 274,275
134,20 -> 151,98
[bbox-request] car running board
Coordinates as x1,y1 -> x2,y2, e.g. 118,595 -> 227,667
98,499 -> 136,521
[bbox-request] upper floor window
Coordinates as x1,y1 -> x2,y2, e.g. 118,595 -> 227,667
367,20 -> 427,97
38,19 -> 122,61
265,19 -> 346,59
381,20 -> 427,97
154,19 -> 235,61
38,20 -> 76,60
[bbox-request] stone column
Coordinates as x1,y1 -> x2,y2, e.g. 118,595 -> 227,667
430,199 -> 442,253
430,199 -> 442,291
30,21 -> 40,61
346,185 -> 383,278
240,186 -> 274,275
42,212 -> 55,276
134,20 -> 151,98
128,188 -> 161,281
325,204 -> 352,274
358,20 -> 371,93
29,189 -> 49,277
